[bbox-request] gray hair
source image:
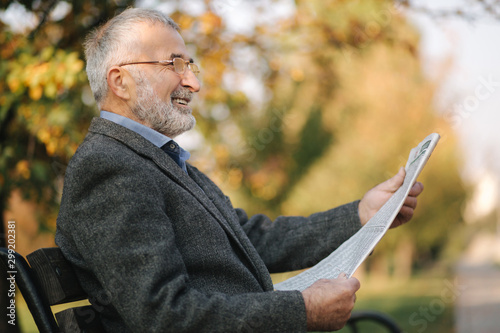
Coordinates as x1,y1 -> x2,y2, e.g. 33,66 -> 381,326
84,8 -> 180,106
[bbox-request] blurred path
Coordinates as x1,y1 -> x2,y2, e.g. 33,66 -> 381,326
455,234 -> 500,333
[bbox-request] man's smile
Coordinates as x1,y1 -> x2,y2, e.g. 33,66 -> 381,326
172,97 -> 190,107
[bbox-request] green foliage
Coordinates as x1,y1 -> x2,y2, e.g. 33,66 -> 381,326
291,107 -> 334,183
0,1 -> 134,229
1,0 -> 467,274
346,277 -> 457,333
183,0 -> 466,273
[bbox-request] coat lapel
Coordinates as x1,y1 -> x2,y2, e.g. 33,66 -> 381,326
89,118 -> 229,228
88,118 -> 270,287
187,165 -> 273,290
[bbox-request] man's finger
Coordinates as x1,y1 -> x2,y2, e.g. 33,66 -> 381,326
403,195 -> 418,210
397,205 -> 414,221
408,181 -> 424,196
346,277 -> 361,291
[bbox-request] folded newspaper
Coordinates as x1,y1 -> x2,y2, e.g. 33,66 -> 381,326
274,133 -> 440,291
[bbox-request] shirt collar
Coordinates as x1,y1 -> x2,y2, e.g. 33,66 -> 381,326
100,110 -> 190,161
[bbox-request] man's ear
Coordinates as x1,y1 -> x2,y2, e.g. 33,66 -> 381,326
107,66 -> 133,100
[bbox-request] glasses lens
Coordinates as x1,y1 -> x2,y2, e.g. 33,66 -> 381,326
189,63 -> 200,77
173,58 -> 185,74
172,58 -> 199,77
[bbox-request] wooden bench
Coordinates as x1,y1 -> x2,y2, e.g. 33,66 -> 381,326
0,247 -> 104,333
1,247 -> 402,332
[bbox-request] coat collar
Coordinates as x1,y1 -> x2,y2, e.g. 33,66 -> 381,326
88,117 -> 272,290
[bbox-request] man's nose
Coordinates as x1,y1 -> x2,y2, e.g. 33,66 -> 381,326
181,68 -> 201,92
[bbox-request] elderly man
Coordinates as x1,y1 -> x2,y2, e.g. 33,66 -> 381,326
56,7 -> 423,332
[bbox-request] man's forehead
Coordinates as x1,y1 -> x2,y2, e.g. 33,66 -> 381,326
136,23 -> 190,58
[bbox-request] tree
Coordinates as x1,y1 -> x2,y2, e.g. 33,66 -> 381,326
0,1 -> 135,330
1,0 -> 471,330
172,0 -> 467,276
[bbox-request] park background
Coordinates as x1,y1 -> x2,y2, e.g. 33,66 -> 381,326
1,0 -> 499,332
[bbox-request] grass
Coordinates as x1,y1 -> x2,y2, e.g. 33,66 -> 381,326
336,276 -> 455,333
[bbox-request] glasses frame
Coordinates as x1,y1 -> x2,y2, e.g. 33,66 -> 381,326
118,58 -> 200,77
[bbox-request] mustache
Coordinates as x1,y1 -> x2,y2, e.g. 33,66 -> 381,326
170,88 -> 193,101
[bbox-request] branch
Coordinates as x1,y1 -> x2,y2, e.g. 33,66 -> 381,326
27,0 -> 59,40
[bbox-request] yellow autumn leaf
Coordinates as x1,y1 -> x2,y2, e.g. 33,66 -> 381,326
40,46 -> 54,61
44,82 -> 58,98
66,52 -> 84,72
290,68 -> 304,82
15,160 -> 31,179
37,128 -> 50,143
63,74 -> 76,88
199,12 -> 222,35
46,140 -> 57,156
7,77 -> 20,92
214,144 -> 229,162
55,64 -> 65,83
51,126 -> 63,137
72,59 -> 84,72
29,85 -> 43,100
177,14 -> 194,30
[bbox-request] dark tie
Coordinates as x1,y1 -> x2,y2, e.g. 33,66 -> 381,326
161,140 -> 187,172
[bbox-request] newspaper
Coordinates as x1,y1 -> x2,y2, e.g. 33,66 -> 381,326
274,133 -> 440,291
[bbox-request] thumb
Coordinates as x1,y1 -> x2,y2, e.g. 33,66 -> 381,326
384,167 -> 405,191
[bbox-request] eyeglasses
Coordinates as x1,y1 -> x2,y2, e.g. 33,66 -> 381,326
118,58 -> 200,77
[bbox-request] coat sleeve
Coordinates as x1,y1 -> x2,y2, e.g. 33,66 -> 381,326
55,144 -> 307,333
236,202 -> 363,273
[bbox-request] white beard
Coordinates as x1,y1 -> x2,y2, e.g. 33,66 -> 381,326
131,71 -> 195,138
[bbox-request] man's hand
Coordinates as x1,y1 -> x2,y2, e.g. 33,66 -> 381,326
358,167 -> 424,228
302,274 -> 360,331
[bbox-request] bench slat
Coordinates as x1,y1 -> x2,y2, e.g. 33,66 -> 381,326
27,247 -> 86,305
56,305 -> 103,333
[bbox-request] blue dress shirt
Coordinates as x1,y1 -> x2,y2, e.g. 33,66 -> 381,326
100,111 -> 190,172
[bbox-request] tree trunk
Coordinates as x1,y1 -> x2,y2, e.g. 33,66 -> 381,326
369,254 -> 390,281
393,239 -> 414,280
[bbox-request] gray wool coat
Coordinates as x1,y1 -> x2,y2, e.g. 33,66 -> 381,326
55,117 -> 362,332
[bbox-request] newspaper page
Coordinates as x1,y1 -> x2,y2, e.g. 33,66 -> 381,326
274,133 -> 440,291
